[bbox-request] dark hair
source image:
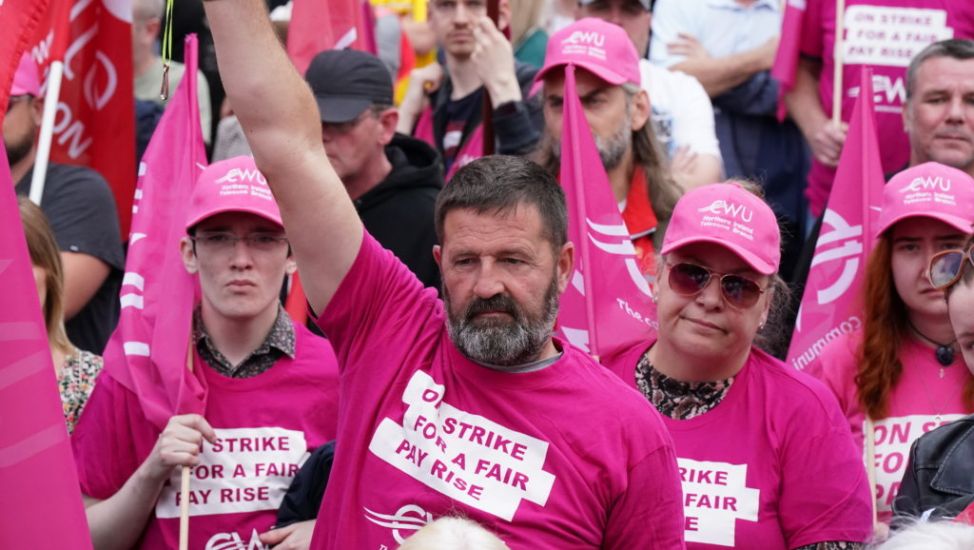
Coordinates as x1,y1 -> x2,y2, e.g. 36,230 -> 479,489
906,39 -> 974,100
435,156 -> 567,249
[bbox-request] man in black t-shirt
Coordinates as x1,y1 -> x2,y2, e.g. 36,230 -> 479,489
6,55 -> 124,353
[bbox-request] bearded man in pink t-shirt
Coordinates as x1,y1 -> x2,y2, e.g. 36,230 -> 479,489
200,2 -> 687,549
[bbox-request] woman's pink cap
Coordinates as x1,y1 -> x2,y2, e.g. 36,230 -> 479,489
876,162 -> 974,236
185,156 -> 283,231
661,183 -> 781,275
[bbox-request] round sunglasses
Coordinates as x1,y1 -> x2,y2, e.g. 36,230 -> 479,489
666,262 -> 766,309
928,246 -> 974,290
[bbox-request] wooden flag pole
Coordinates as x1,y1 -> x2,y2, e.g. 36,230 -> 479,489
832,0 -> 846,124
481,0 -> 500,156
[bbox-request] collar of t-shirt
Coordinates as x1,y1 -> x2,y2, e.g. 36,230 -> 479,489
620,165 -> 659,278
193,305 -> 296,378
473,351 -> 564,374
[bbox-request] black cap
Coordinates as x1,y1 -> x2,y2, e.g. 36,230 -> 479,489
304,49 -> 394,123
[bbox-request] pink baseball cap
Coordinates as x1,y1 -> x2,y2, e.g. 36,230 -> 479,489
185,156 -> 283,231
875,162 -> 974,236
11,53 -> 40,96
661,182 -> 781,275
534,18 -> 641,86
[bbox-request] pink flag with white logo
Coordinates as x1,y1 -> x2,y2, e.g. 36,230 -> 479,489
786,67 -> 883,373
287,0 -> 376,75
771,0 -> 806,121
555,64 -> 657,359
0,143 -> 93,548
101,36 -> 207,430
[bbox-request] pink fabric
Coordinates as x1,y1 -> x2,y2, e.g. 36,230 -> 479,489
412,106 -> 485,182
73,323 -> 339,549
555,64 -> 657,358
661,182 -> 781,276
287,0 -> 374,75
185,157 -> 283,230
786,68 -> 884,373
875,162 -> 974,235
536,18 -> 641,86
771,0 -> 806,121
10,52 -> 39,95
101,36 -> 207,430
0,144 -> 93,548
799,0 -> 974,216
604,340 -> 874,549
0,0 -> 48,114
413,107 -> 436,147
815,331 -> 973,522
310,233 -> 686,549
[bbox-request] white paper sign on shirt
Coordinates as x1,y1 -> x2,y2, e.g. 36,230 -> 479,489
156,427 -> 309,518
679,458 -> 760,547
868,414 -> 963,513
368,371 -> 556,521
843,7 -> 953,67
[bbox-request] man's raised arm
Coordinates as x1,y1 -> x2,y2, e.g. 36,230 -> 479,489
202,0 -> 363,314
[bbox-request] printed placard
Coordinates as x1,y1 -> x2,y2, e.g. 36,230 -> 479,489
843,7 -> 953,67
679,458 -> 760,547
368,371 -> 556,521
156,427 -> 309,518
868,414 -> 963,513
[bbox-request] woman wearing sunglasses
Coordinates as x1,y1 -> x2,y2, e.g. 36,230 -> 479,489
894,236 -> 974,520
604,182 -> 873,549
816,163 -> 974,525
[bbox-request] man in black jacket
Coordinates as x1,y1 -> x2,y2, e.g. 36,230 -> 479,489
305,49 -> 443,289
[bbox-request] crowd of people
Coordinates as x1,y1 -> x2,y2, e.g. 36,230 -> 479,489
6,0 -> 974,548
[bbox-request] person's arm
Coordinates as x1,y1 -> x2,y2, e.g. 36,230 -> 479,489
202,0 -> 363,315
62,253 -> 111,319
711,72 -> 779,117
669,34 -> 779,98
661,70 -> 722,189
397,63 -> 444,135
83,415 -> 217,550
784,57 -> 846,167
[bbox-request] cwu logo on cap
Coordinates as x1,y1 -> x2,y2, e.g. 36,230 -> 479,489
900,176 -> 951,193
697,200 -> 754,223
563,30 -> 605,47
215,167 -> 268,186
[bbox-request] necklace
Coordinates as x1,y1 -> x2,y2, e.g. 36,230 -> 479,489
908,320 -> 956,374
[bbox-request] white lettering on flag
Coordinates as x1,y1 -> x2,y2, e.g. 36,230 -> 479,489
679,458 -> 759,547
156,427 -> 309,518
368,371 -> 556,521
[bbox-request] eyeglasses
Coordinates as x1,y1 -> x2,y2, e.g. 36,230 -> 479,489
928,246 -> 974,290
666,262 -> 766,309
192,232 -> 289,255
430,0 -> 487,17
5,95 -> 29,114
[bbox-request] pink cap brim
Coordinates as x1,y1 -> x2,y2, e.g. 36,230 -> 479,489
661,236 -> 777,275
875,212 -> 974,237
185,205 -> 283,232
534,61 -> 629,88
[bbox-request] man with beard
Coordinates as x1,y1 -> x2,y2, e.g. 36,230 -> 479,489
5,54 -> 124,354
201,1 -> 685,547
535,18 -> 684,285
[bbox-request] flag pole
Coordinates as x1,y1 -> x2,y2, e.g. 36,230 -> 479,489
28,60 -> 64,206
179,338 -> 194,550
481,0 -> 500,156
831,0 -> 845,124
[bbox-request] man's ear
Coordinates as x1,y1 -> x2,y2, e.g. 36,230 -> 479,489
377,107 -> 398,146
285,257 -> 297,276
630,89 -> 651,133
29,97 -> 44,126
433,244 -> 443,268
180,236 -> 199,274
556,241 -> 575,293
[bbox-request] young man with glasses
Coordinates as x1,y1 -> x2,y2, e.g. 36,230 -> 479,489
71,157 -> 341,549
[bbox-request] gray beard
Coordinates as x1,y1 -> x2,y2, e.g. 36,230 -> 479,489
550,110 -> 632,172
445,278 -> 560,368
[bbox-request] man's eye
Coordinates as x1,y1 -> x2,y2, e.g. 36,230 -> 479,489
252,235 -> 279,245
206,234 -> 233,244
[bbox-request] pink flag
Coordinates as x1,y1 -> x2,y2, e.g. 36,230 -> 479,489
101,36 -> 208,430
287,0 -> 376,75
786,67 -> 883,374
0,0 -> 50,115
555,64 -> 657,358
771,0 -> 806,121
0,143 -> 93,548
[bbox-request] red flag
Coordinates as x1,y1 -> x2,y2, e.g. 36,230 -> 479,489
0,0 -> 50,115
555,64 -> 657,358
287,0 -> 376,75
101,35 -> 207,430
786,67 -> 883,373
0,143 -> 93,549
771,0 -> 806,121
28,0 -> 136,236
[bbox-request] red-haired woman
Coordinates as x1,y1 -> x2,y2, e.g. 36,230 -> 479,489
816,162 -> 974,525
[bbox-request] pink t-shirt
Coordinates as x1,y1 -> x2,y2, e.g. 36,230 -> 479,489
72,321 -> 340,550
815,330 -> 973,522
799,0 -> 974,216
310,233 -> 686,550
604,340 -> 873,549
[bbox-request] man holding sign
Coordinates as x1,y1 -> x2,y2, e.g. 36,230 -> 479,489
201,1 -> 685,548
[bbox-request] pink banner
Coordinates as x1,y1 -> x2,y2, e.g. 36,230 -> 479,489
101,36 -> 208,430
555,64 -> 657,359
0,0 -> 50,116
0,143 -> 93,548
786,67 -> 883,373
287,0 -> 375,75
771,0 -> 806,121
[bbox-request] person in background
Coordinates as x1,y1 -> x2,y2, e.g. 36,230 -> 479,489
815,163 -> 974,526
19,197 -> 103,434
603,181 -> 873,548
510,0 -> 549,68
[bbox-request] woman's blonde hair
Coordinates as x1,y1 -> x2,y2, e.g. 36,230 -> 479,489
509,0 -> 546,48
18,197 -> 73,355
397,517 -> 510,550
